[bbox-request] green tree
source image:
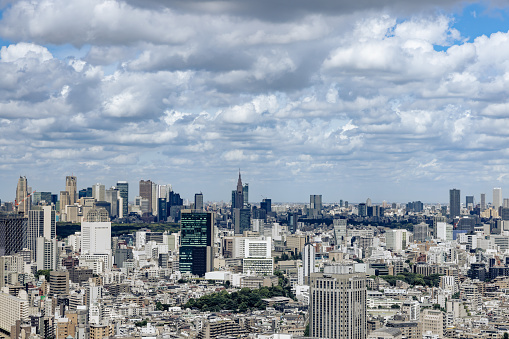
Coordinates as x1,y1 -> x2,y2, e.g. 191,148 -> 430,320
304,323 -> 309,337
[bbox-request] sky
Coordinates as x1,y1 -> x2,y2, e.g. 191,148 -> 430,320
1,0 -> 509,204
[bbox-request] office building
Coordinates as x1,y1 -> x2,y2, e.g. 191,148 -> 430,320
49,271 -> 69,296
139,180 -> 153,214
179,210 -> 214,277
480,193 -> 486,211
449,189 -> 460,219
233,237 -> 271,259
333,219 -> 347,246
260,198 -> 271,214
28,206 -> 55,261
386,229 -> 408,251
60,190 -> 70,213
36,236 -> 57,270
116,181 -> 129,218
242,183 -> 249,207
92,183 -> 105,202
493,187 -> 502,211
0,213 -> 27,256
157,198 -> 167,222
465,195 -> 474,210
233,208 -> 251,235
303,244 -> 316,284
66,176 -> 77,205
16,176 -> 30,216
232,171 -> 244,210
81,222 -> 112,255
413,223 -> 428,243
32,192 -> 52,206
0,292 -> 28,334
194,193 -> 204,211
105,188 -> 119,218
309,272 -> 367,339
310,195 -> 322,216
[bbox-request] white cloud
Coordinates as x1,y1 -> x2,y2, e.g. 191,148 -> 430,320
0,42 -> 52,62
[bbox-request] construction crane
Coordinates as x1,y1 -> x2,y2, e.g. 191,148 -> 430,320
15,190 -> 36,207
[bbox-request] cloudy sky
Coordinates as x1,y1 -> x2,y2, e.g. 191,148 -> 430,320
1,0 -> 509,204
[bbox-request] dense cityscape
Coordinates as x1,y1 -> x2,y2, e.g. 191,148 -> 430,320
0,173 -> 509,339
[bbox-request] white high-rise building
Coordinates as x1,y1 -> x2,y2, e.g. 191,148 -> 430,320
92,183 -> 105,202
303,244 -> 317,284
493,188 -> 502,210
36,237 -> 57,270
233,237 -> 271,259
385,229 -> 409,251
309,273 -> 366,339
81,222 -> 111,255
28,206 -> 56,261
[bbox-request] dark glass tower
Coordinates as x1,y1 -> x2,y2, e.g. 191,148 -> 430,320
0,213 -> 27,256
450,188 -> 461,219
179,211 -> 214,277
117,181 -> 129,218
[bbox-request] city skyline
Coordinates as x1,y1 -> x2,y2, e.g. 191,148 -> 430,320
2,1 -> 509,203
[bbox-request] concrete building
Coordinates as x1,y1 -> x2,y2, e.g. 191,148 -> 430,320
493,187 -> 502,211
0,292 -> 28,334
421,309 -> 444,338
36,237 -> 57,271
309,272 -> 366,339
49,271 -> 69,296
303,244 -> 317,285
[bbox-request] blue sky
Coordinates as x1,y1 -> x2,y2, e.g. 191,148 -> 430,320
2,0 -> 509,204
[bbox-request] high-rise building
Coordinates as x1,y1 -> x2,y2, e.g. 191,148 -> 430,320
179,210 -> 214,277
92,183 -> 105,202
232,171 -> 244,210
309,272 -> 367,339
139,180 -> 153,214
260,199 -> 271,214
81,222 -> 111,255
49,270 -> 69,296
15,176 -> 29,216
233,208 -> 251,235
386,229 -> 408,251
36,236 -> 57,270
0,213 -> 27,256
449,189 -> 460,219
413,223 -> 428,243
480,193 -> 486,211
32,192 -> 52,206
194,193 -> 204,211
466,196 -> 474,210
310,195 -> 322,216
60,190 -> 70,214
66,176 -> 78,205
28,206 -> 55,261
303,244 -> 316,285
242,183 -> 249,207
493,188 -> 502,211
116,181 -> 129,218
333,219 -> 347,246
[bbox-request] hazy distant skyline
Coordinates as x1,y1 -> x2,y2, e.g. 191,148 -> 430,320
2,0 -> 509,203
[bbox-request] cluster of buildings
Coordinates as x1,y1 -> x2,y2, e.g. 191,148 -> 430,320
2,175 -> 509,339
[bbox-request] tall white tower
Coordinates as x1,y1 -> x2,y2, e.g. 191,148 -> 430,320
493,188 -> 502,210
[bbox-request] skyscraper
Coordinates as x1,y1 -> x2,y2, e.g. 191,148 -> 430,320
303,244 -> 316,285
260,198 -> 271,214
117,181 -> 129,218
310,195 -> 322,217
310,272 -> 367,339
92,183 -> 105,202
139,180 -> 153,215
480,193 -> 486,211
232,171 -> 244,209
28,206 -> 55,261
66,175 -> 77,205
493,188 -> 502,211
242,183 -> 249,207
449,189 -> 460,219
179,210 -> 214,277
15,176 -> 29,216
0,213 -> 27,256
466,196 -> 474,210
194,193 -> 204,211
